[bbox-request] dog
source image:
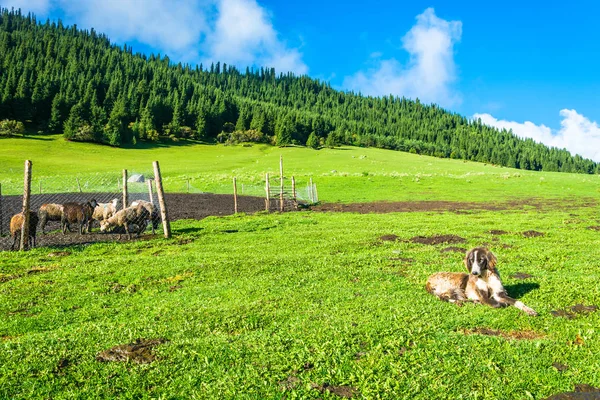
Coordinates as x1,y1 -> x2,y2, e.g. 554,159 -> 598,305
426,247 -> 538,316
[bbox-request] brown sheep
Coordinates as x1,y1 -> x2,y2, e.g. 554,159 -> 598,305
61,200 -> 97,234
100,204 -> 149,239
131,200 -> 160,234
38,203 -> 64,234
10,211 -> 39,250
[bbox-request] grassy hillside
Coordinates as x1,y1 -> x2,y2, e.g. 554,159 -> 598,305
1,135 -> 599,202
1,208 -> 599,399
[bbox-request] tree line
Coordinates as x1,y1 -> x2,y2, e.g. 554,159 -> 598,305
0,8 -> 597,174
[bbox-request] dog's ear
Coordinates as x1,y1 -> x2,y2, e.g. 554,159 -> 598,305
486,250 -> 497,272
464,249 -> 474,273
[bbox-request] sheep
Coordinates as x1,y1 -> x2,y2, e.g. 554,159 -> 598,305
100,204 -> 149,239
91,198 -> 119,231
38,203 -> 64,234
61,200 -> 97,234
130,199 -> 160,234
10,211 -> 39,250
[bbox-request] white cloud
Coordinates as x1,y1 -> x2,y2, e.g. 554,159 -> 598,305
4,0 -> 51,15
4,0 -> 307,74
208,0 -> 307,74
474,110 -> 600,162
344,8 -> 462,108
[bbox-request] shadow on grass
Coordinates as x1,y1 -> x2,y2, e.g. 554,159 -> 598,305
121,138 -> 216,150
506,282 -> 540,299
174,227 -> 204,234
1,135 -> 54,141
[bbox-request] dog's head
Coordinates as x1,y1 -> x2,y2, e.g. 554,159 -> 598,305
464,247 -> 497,276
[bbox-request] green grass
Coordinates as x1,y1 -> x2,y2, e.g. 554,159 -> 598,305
1,208 -> 600,399
2,136 -> 600,398
1,135 -> 599,202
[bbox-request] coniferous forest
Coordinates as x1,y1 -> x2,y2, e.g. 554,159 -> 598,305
0,8 -> 597,173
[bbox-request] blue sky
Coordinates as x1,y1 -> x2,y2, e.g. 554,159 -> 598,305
5,0 -> 600,160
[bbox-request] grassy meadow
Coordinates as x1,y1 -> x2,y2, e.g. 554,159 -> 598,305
1,136 -> 600,399
0,134 -> 599,202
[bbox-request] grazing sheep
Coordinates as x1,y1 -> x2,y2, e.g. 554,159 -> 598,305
38,203 -> 64,234
131,199 -> 160,234
100,204 -> 149,239
91,198 -> 119,230
61,200 -> 97,234
10,211 -> 39,250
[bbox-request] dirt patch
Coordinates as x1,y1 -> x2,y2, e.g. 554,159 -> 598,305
552,363 -> 569,372
54,358 -> 70,374
96,338 -> 168,364
544,384 -> 600,400
587,226 -> 600,231
461,327 -> 544,340
511,272 -> 534,280
169,285 -> 182,292
523,230 -> 545,238
489,230 -> 509,235
551,304 -> 598,319
312,197 -> 597,214
379,234 -> 399,242
410,235 -> 466,245
311,383 -> 359,398
441,246 -> 467,253
0,273 -> 20,283
278,376 -> 300,390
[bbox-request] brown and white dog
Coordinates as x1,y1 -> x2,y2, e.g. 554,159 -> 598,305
426,247 -> 538,316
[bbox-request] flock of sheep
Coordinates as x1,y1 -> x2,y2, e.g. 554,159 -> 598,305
8,198 -> 160,250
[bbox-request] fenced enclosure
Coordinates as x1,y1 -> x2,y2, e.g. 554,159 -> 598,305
0,158 -> 319,251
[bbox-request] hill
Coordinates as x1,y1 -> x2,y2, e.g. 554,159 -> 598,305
0,135 -> 598,203
0,8 -> 597,174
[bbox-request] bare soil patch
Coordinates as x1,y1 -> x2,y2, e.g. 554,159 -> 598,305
96,338 -> 168,364
489,230 -> 509,235
410,234 -> 466,245
379,234 -> 399,241
461,327 -> 544,340
278,376 -> 300,391
587,226 -> 600,231
441,246 -> 467,253
552,363 -> 569,372
551,304 -> 598,319
511,272 -> 534,280
523,230 -> 545,238
544,384 -> 600,400
312,197 -> 596,214
311,383 -> 359,398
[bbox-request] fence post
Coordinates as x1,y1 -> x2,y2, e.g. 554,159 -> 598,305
265,173 -> 270,211
122,169 -> 128,210
76,177 -> 82,193
147,179 -> 154,204
291,176 -> 296,204
233,177 -> 238,214
153,161 -> 171,238
20,160 -> 32,251
279,155 -> 284,212
0,182 -> 3,237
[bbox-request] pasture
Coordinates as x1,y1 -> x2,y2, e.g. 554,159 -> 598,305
1,136 -> 600,399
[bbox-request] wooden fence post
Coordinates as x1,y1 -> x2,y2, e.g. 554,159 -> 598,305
20,160 -> 32,251
0,183 -> 3,237
265,173 -> 270,211
233,177 -> 238,214
279,155 -> 284,212
153,161 -> 171,238
291,176 -> 296,203
122,169 -> 128,210
147,179 -> 154,204
76,177 -> 82,193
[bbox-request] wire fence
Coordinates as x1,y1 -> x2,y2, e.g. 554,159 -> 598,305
0,164 -> 319,251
